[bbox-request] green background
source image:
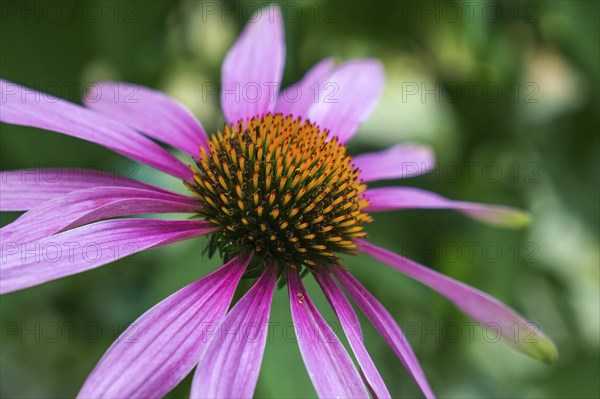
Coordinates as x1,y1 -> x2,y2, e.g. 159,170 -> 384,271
1,0 -> 598,398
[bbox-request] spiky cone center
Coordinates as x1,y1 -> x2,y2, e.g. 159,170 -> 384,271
186,113 -> 371,269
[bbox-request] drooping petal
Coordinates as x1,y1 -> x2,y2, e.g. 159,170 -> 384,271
78,254 -> 250,399
354,144 -> 435,182
332,265 -> 436,399
0,80 -> 192,180
1,187 -> 201,243
313,269 -> 391,399
358,240 -> 558,364
191,263 -> 278,398
365,187 -> 531,228
307,60 -> 384,143
84,82 -> 209,156
0,168 -> 171,211
288,266 -> 369,399
0,219 -> 216,294
221,5 -> 285,124
274,58 -> 334,119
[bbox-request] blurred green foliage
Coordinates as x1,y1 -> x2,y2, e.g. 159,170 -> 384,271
1,0 -> 598,398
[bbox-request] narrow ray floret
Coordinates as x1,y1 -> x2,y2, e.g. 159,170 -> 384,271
186,112 -> 371,267
0,4 -> 557,399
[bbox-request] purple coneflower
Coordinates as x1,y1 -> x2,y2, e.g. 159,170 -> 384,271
0,5 -> 556,398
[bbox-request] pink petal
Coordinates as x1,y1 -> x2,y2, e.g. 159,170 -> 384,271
313,269 -> 391,399
332,265 -> 436,399
274,58 -> 335,118
1,187 -> 201,244
0,168 -> 170,211
77,254 -> 250,399
0,80 -> 192,180
288,266 -> 369,398
84,82 -> 208,156
365,187 -> 531,228
0,219 -> 216,294
191,263 -> 278,398
354,144 -> 435,182
358,240 -> 558,364
221,5 -> 285,124
307,60 -> 384,143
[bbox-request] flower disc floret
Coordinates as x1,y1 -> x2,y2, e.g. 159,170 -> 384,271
186,113 -> 372,267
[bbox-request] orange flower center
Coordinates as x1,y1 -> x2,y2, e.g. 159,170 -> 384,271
186,113 -> 371,268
